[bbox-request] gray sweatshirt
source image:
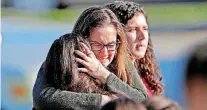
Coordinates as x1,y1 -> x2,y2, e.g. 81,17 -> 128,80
32,62 -> 148,110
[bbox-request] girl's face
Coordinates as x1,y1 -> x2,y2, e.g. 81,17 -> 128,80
89,24 -> 118,67
125,13 -> 149,62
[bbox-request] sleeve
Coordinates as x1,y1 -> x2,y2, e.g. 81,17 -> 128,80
32,64 -> 102,110
104,63 -> 148,102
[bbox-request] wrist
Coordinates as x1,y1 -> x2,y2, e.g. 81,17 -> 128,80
99,68 -> 110,84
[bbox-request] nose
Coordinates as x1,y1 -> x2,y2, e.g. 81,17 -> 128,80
137,28 -> 146,40
100,46 -> 108,56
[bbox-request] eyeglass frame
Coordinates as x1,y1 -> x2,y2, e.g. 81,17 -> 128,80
89,40 -> 120,51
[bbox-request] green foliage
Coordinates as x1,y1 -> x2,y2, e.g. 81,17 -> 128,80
144,3 -> 207,25
2,3 -> 207,25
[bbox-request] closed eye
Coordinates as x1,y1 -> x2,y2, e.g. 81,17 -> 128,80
126,27 -> 136,32
143,27 -> 148,31
89,41 -> 101,45
91,43 -> 102,46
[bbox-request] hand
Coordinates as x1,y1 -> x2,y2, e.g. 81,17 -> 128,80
75,42 -> 110,83
101,95 -> 118,105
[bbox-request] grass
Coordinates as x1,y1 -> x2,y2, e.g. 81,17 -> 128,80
2,2 -> 207,26
1,8 -> 83,24
144,3 -> 207,25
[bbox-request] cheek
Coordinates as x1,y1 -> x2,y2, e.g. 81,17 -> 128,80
93,51 -> 100,59
93,51 -> 115,61
126,33 -> 136,49
108,52 -> 115,60
126,33 -> 136,44
145,33 -> 149,41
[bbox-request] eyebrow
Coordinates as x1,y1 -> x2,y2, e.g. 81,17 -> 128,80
126,27 -> 136,29
127,25 -> 148,28
90,40 -> 117,44
143,25 -> 148,28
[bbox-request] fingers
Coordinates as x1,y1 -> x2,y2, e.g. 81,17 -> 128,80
75,58 -> 88,68
80,42 -> 95,57
77,68 -> 88,73
75,50 -> 91,62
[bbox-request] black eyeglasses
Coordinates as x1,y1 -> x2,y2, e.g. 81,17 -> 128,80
89,40 -> 120,51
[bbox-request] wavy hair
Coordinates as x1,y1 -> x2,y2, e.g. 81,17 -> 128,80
105,1 -> 164,95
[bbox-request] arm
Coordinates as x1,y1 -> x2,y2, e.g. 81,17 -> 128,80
95,61 -> 148,102
74,43 -> 148,102
77,57 -> 148,102
104,71 -> 148,102
32,64 -> 102,110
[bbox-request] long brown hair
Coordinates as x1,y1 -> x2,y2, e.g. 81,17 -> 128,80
105,1 -> 163,95
45,6 -> 132,94
72,6 -> 132,85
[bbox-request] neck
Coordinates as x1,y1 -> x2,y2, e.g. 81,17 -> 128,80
130,56 -> 136,65
130,56 -> 143,66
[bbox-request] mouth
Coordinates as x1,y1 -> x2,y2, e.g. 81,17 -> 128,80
136,44 -> 145,48
135,44 -> 147,51
99,57 -> 108,61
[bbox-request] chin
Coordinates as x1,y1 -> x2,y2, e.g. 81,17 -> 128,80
133,49 -> 146,57
139,53 -> 145,58
133,53 -> 145,60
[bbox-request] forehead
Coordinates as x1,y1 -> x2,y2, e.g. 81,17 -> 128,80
89,24 -> 118,42
126,12 -> 147,27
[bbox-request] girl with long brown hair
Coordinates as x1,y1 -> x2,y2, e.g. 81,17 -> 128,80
105,1 -> 164,97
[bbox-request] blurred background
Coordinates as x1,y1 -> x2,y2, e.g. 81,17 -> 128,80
1,0 -> 207,109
